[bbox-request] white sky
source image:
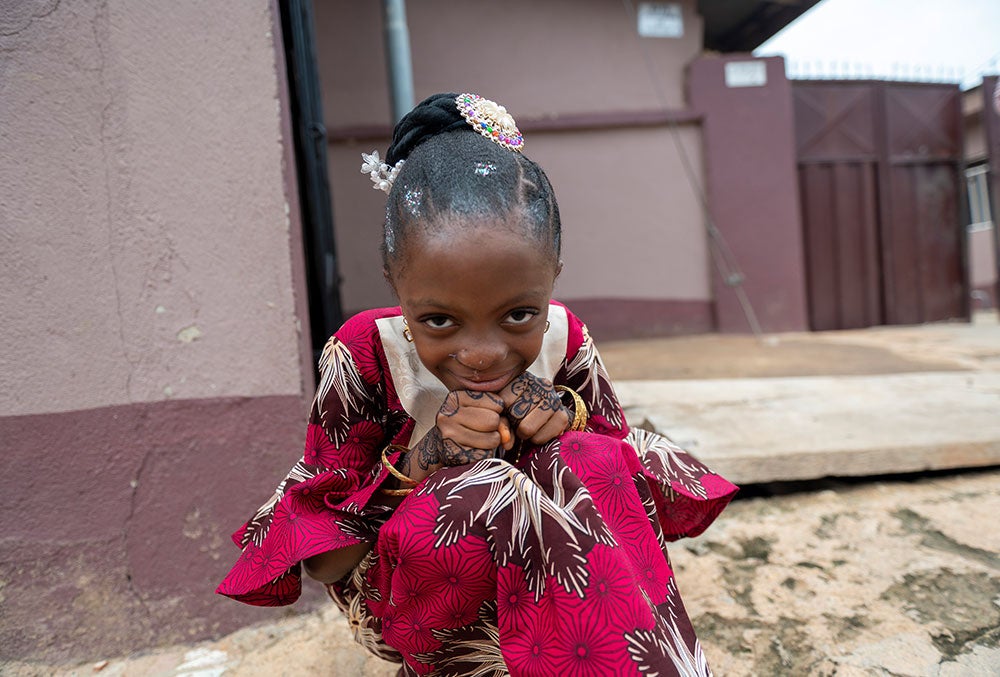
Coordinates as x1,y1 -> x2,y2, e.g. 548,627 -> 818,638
753,0 -> 1000,89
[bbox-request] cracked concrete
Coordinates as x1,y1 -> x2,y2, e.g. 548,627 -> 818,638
7,469 -> 997,676
89,0 -> 140,403
0,0 -> 61,37
121,438 -> 156,629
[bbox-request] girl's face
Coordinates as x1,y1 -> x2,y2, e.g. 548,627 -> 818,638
388,218 -> 560,393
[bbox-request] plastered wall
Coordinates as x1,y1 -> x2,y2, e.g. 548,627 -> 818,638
0,0 -> 304,418
313,0 -> 714,336
0,0 -> 315,660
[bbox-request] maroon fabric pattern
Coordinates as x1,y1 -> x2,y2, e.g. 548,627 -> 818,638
217,305 -> 737,675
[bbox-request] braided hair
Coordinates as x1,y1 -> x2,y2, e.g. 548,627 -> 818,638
381,93 -> 561,275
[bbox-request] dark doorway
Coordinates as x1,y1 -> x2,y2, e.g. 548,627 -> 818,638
279,0 -> 344,364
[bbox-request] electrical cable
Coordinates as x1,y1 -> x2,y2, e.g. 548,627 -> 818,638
621,0 -> 764,337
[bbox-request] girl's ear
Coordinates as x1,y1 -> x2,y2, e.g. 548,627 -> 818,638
555,260 -> 564,279
383,268 -> 398,297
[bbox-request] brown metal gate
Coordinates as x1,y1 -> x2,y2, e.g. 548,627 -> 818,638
793,81 -> 967,330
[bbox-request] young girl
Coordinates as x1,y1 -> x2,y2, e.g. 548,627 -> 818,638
218,92 -> 737,676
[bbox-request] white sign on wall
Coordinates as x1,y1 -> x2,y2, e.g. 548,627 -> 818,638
637,2 -> 684,38
725,61 -> 768,88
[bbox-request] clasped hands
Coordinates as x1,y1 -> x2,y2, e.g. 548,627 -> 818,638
433,371 -> 569,467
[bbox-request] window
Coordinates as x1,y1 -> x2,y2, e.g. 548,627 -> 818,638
966,163 -> 993,232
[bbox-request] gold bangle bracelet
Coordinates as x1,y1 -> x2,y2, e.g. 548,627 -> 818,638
380,487 -> 414,496
381,444 -> 417,485
555,385 -> 588,432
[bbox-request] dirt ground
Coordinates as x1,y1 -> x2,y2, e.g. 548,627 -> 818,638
7,469 -> 997,677
5,315 -> 998,676
597,316 -> 999,381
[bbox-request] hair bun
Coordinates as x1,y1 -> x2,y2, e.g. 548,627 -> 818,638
385,92 -> 468,165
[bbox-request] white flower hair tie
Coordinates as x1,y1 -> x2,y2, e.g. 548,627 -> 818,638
360,150 -> 404,194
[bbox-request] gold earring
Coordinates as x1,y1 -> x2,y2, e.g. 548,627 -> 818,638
544,320 -> 550,333
402,318 -> 413,343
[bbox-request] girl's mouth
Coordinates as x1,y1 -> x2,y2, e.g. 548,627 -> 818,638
449,368 -> 518,392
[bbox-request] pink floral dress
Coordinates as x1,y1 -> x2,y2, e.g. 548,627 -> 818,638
217,303 -> 737,676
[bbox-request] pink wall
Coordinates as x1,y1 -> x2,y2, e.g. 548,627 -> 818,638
1,2 -> 306,415
965,84 -> 997,305
315,0 -> 715,338
688,55 -> 810,332
976,76 -> 1000,308
0,1 -> 315,661
964,88 -> 988,162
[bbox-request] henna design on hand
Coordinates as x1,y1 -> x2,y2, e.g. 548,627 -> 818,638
398,426 -> 444,480
439,437 -> 497,466
506,373 -> 564,423
464,390 -> 505,408
439,392 -> 461,418
414,426 -> 443,470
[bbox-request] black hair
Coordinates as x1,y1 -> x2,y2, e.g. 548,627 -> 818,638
381,92 -> 561,274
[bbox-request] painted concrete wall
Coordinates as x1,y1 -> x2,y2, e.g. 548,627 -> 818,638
688,55 -> 810,333
1,2 -> 303,416
963,80 -> 999,308
963,85 -> 988,162
0,0 -> 315,661
315,0 -> 714,338
969,228 -> 997,290
983,77 -> 1000,309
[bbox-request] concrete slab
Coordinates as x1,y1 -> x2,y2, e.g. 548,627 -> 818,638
10,468 -> 999,676
617,372 -> 1000,484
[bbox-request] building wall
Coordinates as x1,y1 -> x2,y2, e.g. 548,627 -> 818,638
963,79 -> 999,308
963,85 -> 988,162
315,0 -> 714,339
0,0 -> 315,661
688,55 -> 810,333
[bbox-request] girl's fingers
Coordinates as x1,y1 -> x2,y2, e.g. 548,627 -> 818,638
456,390 -> 504,411
498,373 -> 559,422
516,404 -> 569,444
530,409 -> 570,445
498,417 -> 513,450
437,391 -> 504,423
439,432 -> 502,463
437,414 -> 501,448
438,404 -> 500,433
458,430 -> 502,450
513,408 -> 543,440
457,408 -> 502,433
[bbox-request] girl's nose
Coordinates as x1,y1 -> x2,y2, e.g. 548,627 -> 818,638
456,341 -> 507,370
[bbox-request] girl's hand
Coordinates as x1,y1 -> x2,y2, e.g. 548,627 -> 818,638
435,390 -> 509,466
391,391 -> 511,492
499,372 -> 570,445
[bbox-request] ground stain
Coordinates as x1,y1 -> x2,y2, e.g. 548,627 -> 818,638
893,508 -> 1000,571
881,568 -> 1000,657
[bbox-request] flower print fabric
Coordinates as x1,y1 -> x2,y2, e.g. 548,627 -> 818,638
217,303 -> 738,676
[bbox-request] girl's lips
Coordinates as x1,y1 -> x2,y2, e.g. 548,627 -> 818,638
449,369 -> 517,393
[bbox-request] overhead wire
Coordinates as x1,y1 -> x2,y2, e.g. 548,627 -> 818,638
620,0 -> 765,337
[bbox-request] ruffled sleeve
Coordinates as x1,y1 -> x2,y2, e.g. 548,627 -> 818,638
217,310 -> 410,606
554,304 -> 629,439
623,427 -> 738,540
556,304 -> 738,540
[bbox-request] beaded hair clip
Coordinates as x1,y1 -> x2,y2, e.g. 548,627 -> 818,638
361,93 -> 524,194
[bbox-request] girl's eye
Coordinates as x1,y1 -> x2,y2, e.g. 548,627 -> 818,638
421,316 -> 455,329
505,309 -> 538,325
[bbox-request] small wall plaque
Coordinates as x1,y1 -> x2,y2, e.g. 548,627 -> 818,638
725,61 -> 768,88
637,2 -> 684,38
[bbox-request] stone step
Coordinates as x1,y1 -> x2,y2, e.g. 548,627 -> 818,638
617,372 -> 1000,484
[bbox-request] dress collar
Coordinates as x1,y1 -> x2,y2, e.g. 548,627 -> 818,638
376,303 -> 569,444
